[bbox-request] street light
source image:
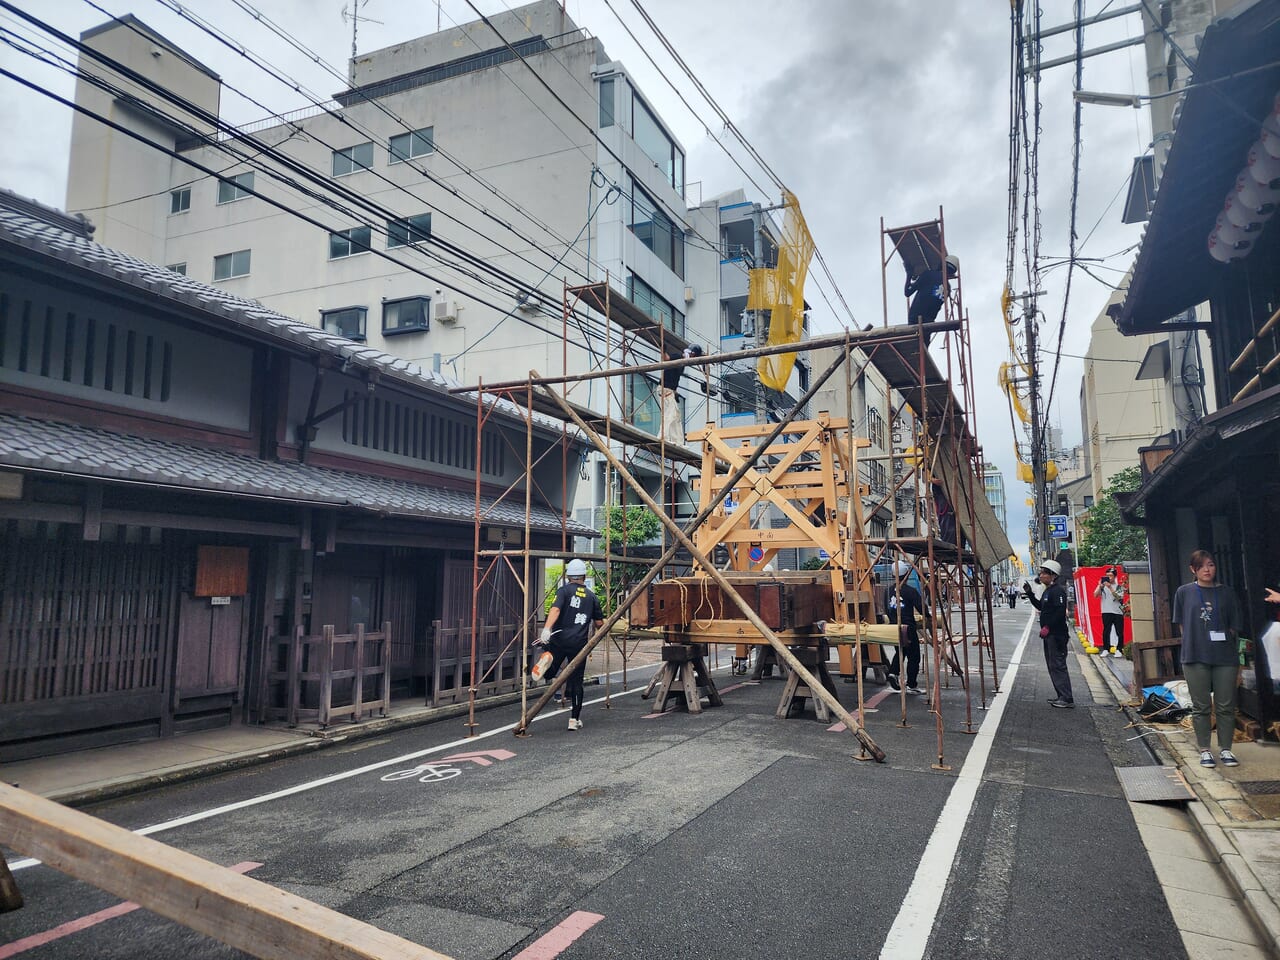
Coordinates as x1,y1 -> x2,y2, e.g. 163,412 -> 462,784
1073,90 -> 1144,108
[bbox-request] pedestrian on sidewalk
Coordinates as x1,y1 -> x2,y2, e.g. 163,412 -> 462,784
1025,559 -> 1073,708
1006,582 -> 1018,608
538,559 -> 604,731
1093,566 -> 1127,657
1173,550 -> 1242,768
886,560 -> 929,695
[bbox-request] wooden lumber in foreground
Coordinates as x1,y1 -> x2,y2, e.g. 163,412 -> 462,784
0,782 -> 452,960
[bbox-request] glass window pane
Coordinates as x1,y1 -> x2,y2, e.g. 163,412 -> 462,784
383,297 -> 430,333
633,96 -> 674,188
322,307 -> 366,340
599,77 -> 615,128
170,188 -> 190,214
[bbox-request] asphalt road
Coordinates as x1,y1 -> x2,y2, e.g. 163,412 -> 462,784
2,604 -> 1187,960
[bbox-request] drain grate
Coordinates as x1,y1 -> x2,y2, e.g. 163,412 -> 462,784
1238,780 -> 1280,795
1116,765 -> 1195,803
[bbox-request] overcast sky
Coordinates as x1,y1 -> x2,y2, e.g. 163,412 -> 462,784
0,1 -> 1156,565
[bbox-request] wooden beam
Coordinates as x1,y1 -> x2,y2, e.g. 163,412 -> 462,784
0,782 -> 452,960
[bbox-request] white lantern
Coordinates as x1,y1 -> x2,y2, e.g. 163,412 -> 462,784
1207,228 -> 1249,262
1223,188 -> 1267,228
1247,142 -> 1280,187
1236,171 -> 1280,208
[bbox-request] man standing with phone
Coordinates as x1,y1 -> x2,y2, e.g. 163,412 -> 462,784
1093,566 -> 1127,657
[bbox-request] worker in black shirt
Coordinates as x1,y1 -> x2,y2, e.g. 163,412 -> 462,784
660,344 -> 704,444
903,254 -> 959,343
1024,559 -> 1073,708
886,560 -> 929,695
538,558 -> 604,730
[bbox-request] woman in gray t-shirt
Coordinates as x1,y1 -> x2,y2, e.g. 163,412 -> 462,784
1171,550 -> 1241,768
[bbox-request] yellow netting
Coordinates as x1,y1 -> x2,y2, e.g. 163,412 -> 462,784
751,190 -> 814,391
999,362 -> 1031,424
1016,459 -> 1058,482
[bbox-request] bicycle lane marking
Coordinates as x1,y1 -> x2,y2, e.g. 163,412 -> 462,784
512,910 -> 605,960
7,686 -> 649,872
878,615 -> 1035,960
0,862 -> 262,958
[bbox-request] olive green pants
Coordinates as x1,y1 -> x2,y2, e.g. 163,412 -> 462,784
1182,662 -> 1238,752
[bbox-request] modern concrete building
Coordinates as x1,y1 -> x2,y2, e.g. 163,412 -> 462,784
63,1 -> 735,528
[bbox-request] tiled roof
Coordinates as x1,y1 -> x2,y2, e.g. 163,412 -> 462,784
0,192 -> 569,437
0,414 -> 593,537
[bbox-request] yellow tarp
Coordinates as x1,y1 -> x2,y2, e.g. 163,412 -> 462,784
750,191 -> 814,391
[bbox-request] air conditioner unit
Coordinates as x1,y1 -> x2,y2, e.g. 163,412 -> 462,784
434,299 -> 458,325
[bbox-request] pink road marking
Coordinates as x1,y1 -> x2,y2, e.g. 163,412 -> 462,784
717,682 -> 748,695
440,748 -> 516,766
513,910 -> 605,960
827,689 -> 894,731
0,861 -> 262,958
641,710 -> 673,719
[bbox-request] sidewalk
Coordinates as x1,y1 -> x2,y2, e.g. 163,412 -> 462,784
1088,643 -> 1280,959
1,642 -> 665,807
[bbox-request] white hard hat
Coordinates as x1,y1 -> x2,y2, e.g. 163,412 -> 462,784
566,558 -> 588,577
944,253 -> 960,272
1039,559 -> 1062,576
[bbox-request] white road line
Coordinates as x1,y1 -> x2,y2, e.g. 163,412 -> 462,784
8,678 -> 656,873
878,616 -> 1035,960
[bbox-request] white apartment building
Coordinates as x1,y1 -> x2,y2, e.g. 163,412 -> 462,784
64,1 -> 736,526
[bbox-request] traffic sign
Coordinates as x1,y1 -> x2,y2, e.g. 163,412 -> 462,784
749,546 -> 764,563
1048,514 -> 1069,538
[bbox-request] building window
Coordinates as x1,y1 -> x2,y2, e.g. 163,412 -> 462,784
628,273 -> 684,338
867,407 -> 885,449
625,372 -> 661,436
166,262 -> 187,275
630,181 -> 684,278
216,172 -> 254,204
389,127 -> 434,163
387,213 -> 432,247
212,249 -> 251,280
382,296 -> 430,335
169,188 -> 190,214
329,226 -> 372,259
1083,495 -> 1095,508
332,142 -> 374,176
599,77 -> 615,128
321,306 -> 367,341
721,296 -> 748,337
632,94 -> 684,195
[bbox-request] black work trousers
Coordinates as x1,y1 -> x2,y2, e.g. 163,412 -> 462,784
1100,613 -> 1125,650
1043,630 -> 1073,703
547,645 -> 587,719
889,625 -> 920,688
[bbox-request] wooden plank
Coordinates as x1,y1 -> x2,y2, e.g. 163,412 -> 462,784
0,782 -> 452,960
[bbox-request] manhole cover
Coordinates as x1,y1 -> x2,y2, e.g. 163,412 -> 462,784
1116,765 -> 1195,803
1238,780 -> 1280,795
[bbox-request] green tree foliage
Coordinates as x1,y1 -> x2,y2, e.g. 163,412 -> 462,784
1077,465 -> 1148,567
544,504 -> 662,617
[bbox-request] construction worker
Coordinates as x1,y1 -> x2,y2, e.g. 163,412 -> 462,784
1024,559 -> 1073,708
886,561 -> 928,695
660,344 -> 704,445
538,559 -> 603,730
903,253 -> 959,344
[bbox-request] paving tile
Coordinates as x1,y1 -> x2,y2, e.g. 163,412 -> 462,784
1136,822 -> 1218,863
1164,886 -> 1262,945
1146,849 -> 1237,898
1229,830 -> 1280,863
1181,930 -> 1272,960
1128,800 -> 1195,832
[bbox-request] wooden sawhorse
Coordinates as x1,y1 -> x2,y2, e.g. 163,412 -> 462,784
647,643 -> 723,714
776,645 -> 841,721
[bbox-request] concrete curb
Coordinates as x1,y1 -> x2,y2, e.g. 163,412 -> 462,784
1086,650 -> 1280,958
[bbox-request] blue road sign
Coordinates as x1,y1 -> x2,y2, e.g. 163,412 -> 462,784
1048,514 -> 1069,538
749,546 -> 764,563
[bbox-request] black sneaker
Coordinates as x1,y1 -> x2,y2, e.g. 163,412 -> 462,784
1049,699 -> 1075,709
888,674 -> 900,691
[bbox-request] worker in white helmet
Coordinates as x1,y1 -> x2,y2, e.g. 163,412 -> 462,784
1024,559 -> 1073,708
538,558 -> 603,730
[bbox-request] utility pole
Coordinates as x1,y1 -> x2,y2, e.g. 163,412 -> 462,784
1024,299 -> 1047,564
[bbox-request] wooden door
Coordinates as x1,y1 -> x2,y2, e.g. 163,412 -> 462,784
175,595 -> 246,707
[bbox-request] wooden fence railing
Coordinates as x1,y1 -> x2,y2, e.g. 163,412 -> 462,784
264,622 -> 392,727
431,619 -> 522,705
